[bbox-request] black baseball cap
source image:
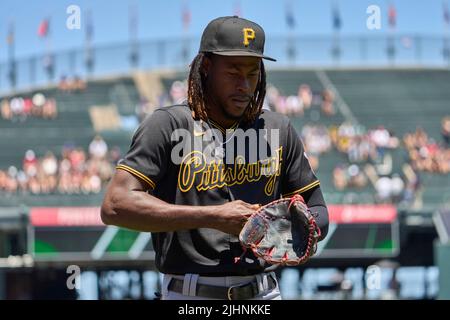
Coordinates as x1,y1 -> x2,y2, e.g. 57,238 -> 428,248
199,16 -> 276,62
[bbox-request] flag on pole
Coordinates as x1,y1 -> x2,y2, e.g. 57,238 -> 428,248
129,3 -> 139,67
7,21 -> 14,45
7,21 -> 16,87
85,10 -> 95,72
332,2 -> 341,31
129,4 -> 138,37
388,4 -> 397,29
285,1 -> 296,29
182,4 -> 191,31
86,11 -> 94,42
444,1 -> 450,26
38,18 -> 50,38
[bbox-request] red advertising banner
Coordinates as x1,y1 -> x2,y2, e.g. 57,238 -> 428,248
328,204 -> 397,224
30,204 -> 397,227
30,207 -> 103,227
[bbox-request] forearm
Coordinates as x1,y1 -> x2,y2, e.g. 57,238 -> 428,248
309,205 -> 329,241
301,186 -> 329,241
101,189 -> 219,232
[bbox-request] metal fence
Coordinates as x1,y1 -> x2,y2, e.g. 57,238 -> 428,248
1,34 -> 449,95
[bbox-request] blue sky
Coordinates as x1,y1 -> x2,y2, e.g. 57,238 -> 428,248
0,0 -> 449,62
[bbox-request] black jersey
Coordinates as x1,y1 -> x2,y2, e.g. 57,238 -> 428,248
117,104 -> 319,275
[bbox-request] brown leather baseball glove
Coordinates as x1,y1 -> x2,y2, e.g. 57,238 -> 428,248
238,194 -> 321,266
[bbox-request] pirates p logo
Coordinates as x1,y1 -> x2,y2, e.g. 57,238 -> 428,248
242,28 -> 255,46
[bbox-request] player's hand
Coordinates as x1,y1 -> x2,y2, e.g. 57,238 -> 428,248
214,200 -> 261,236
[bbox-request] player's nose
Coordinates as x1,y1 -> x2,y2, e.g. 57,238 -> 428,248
236,76 -> 251,93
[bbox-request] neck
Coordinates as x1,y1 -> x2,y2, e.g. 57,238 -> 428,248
209,116 -> 237,130
206,109 -> 239,129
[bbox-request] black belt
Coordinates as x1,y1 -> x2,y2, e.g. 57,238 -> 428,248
168,275 -> 277,300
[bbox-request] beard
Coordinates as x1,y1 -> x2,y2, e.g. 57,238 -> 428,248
205,93 -> 247,122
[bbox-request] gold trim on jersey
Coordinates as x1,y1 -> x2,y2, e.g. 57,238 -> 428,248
116,164 -> 156,190
208,119 -> 239,134
282,180 -> 320,198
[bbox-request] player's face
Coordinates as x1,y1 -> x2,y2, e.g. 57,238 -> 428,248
203,54 -> 261,122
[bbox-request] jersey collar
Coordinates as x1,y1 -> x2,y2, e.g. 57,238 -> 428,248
208,119 -> 239,134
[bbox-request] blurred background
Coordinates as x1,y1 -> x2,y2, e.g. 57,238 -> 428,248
0,0 -> 449,300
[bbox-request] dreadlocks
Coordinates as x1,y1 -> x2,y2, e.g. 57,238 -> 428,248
187,53 -> 267,125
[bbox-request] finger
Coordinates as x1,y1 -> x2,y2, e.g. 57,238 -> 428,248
243,203 -> 261,210
241,201 -> 255,208
242,212 -> 253,218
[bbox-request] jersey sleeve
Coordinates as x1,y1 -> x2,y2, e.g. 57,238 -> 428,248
116,109 -> 176,191
281,121 -> 320,197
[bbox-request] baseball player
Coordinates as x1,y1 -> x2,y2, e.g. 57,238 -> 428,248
101,16 -> 329,300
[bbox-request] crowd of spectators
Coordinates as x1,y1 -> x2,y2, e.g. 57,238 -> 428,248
404,125 -> 450,174
1,74 -> 89,122
333,163 -> 368,191
302,122 -> 399,165
301,124 -> 332,156
330,123 -> 399,163
1,93 -> 57,121
299,120 -> 420,204
58,75 -> 87,93
0,136 -> 120,195
265,84 -> 336,117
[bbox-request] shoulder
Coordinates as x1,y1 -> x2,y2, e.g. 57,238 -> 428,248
255,110 -> 291,129
143,103 -> 193,128
154,103 -> 191,117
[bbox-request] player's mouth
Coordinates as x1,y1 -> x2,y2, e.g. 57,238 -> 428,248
230,96 -> 251,109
